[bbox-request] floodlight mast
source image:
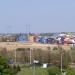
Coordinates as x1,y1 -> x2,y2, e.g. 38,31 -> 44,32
26,24 -> 32,65
26,24 -> 31,42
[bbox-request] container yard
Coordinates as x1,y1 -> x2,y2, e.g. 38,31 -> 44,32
0,33 -> 74,51
0,33 -> 75,44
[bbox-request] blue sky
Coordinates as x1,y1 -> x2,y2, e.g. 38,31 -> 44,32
0,0 -> 75,33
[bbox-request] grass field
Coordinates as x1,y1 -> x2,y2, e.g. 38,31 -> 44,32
17,67 -> 48,75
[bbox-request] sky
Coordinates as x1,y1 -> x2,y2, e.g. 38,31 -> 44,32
0,0 -> 75,33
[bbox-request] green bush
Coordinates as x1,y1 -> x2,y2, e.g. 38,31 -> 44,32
13,65 -> 21,74
66,67 -> 75,75
70,47 -> 75,50
16,48 -> 26,51
47,66 -> 60,75
53,47 -> 58,50
17,65 -> 21,71
13,65 -> 18,74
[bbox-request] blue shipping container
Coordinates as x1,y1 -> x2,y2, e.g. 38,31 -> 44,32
17,34 -> 28,42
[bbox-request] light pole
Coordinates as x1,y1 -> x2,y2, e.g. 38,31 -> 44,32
14,49 -> 17,64
14,43 -> 17,64
33,61 -> 35,75
30,48 -> 32,65
60,49 -> 63,74
58,45 -> 63,74
30,47 -> 33,65
33,60 -> 39,75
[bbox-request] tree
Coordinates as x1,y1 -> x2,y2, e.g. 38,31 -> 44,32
0,48 -> 8,57
0,56 -> 17,75
62,51 -> 71,68
16,48 -> 29,63
32,49 -> 42,64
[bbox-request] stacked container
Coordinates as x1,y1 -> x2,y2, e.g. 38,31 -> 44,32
16,34 -> 28,42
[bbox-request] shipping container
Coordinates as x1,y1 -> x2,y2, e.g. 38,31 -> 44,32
37,36 -> 47,43
46,38 -> 55,44
16,34 -> 28,42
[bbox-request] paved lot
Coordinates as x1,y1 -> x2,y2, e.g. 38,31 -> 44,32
0,42 -> 70,51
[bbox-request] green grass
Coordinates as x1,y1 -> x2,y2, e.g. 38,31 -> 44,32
17,67 -> 48,75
